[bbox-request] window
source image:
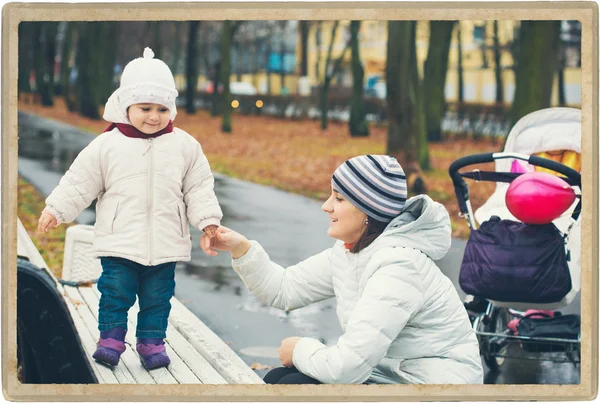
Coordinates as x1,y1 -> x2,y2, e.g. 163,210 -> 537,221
473,24 -> 486,45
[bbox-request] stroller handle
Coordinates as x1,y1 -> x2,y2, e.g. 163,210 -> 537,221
449,152 -> 581,187
449,152 -> 582,220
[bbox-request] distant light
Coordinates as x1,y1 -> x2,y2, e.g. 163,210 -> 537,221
231,100 -> 239,108
256,100 -> 263,108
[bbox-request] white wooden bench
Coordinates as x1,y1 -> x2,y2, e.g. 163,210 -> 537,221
16,219 -> 264,384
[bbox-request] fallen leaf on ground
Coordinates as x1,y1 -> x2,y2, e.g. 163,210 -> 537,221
250,362 -> 274,370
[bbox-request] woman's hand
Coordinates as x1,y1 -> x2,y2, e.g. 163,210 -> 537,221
38,211 -> 58,233
278,336 -> 302,368
200,225 -> 251,258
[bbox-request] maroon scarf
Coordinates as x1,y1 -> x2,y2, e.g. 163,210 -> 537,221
103,120 -> 174,138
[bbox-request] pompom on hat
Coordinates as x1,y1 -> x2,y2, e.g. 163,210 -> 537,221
103,47 -> 178,124
332,155 -> 408,223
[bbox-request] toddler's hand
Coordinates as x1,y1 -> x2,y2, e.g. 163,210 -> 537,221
200,225 -> 250,258
38,211 -> 58,233
203,225 -> 219,238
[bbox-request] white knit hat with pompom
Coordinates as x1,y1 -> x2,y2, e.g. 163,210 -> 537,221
103,47 -> 178,124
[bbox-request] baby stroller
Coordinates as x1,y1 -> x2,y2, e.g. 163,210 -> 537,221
448,107 -> 582,371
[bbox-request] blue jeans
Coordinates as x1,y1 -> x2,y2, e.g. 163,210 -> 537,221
97,257 -> 176,338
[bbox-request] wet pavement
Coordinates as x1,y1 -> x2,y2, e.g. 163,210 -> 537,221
17,111 -> 581,384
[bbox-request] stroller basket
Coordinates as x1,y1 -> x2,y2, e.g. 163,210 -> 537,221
473,313 -> 580,363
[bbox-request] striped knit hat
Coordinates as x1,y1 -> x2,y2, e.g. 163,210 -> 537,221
332,155 -> 407,223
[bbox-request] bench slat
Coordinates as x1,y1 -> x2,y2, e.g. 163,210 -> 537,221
168,299 -> 264,384
164,326 -> 228,384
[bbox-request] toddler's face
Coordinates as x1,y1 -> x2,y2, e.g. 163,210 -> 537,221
128,103 -> 170,134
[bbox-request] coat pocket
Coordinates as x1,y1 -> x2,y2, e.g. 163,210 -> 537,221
176,203 -> 189,238
96,197 -> 119,234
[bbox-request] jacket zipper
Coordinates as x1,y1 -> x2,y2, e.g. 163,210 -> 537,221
148,138 -> 154,265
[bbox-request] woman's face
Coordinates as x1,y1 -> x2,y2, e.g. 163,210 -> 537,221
321,188 -> 367,244
127,103 -> 170,134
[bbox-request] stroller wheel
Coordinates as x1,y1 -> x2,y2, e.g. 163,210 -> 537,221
483,307 -> 511,371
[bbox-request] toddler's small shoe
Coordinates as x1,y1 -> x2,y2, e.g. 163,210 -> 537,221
93,327 -> 127,366
136,338 -> 170,370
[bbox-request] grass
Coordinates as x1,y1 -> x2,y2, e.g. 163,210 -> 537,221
17,176 -> 74,278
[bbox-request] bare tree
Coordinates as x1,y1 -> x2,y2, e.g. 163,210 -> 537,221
510,21 -> 561,126
386,21 -> 428,190
59,22 -> 77,111
299,21 -> 309,76
186,21 -> 200,114
279,21 -> 287,94
349,21 -> 368,137
220,21 -> 244,132
18,22 -> 34,96
493,20 -> 504,104
456,22 -> 464,104
423,21 -> 455,142
319,21 -> 350,130
34,22 -> 59,106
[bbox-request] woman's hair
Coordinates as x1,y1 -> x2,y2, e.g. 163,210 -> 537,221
350,216 -> 388,254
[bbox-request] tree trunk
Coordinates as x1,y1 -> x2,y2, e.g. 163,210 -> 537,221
279,21 -> 287,94
33,23 -> 44,102
59,23 -> 75,109
171,22 -> 183,91
457,22 -> 464,104
493,20 -> 504,104
236,42 -> 243,82
149,21 -> 163,59
75,23 -> 102,119
423,21 -> 454,142
558,36 -> 566,106
18,22 -> 33,95
480,22 -> 489,68
279,44 -> 286,94
63,23 -> 78,111
411,23 -> 430,171
299,21 -> 309,76
509,21 -> 561,126
315,22 -> 322,81
386,21 -> 426,191
35,23 -> 58,106
211,60 -> 221,116
97,22 -> 118,103
349,21 -> 368,137
558,67 -> 566,106
221,20 -> 233,133
265,34 -> 272,96
320,21 -> 349,130
186,21 -> 199,114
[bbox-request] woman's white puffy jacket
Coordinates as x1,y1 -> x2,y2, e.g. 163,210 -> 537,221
232,195 -> 483,384
44,127 -> 222,266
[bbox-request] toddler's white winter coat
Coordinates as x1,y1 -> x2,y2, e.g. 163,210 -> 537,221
44,127 -> 222,266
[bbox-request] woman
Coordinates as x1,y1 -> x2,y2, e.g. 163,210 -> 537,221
201,155 -> 483,384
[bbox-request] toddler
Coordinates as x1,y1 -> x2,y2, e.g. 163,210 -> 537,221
38,47 -> 222,370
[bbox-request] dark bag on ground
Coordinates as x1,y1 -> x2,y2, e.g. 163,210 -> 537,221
459,216 -> 572,303
517,313 -> 580,352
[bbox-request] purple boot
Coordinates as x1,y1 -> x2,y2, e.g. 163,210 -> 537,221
136,338 -> 170,370
92,327 -> 127,366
